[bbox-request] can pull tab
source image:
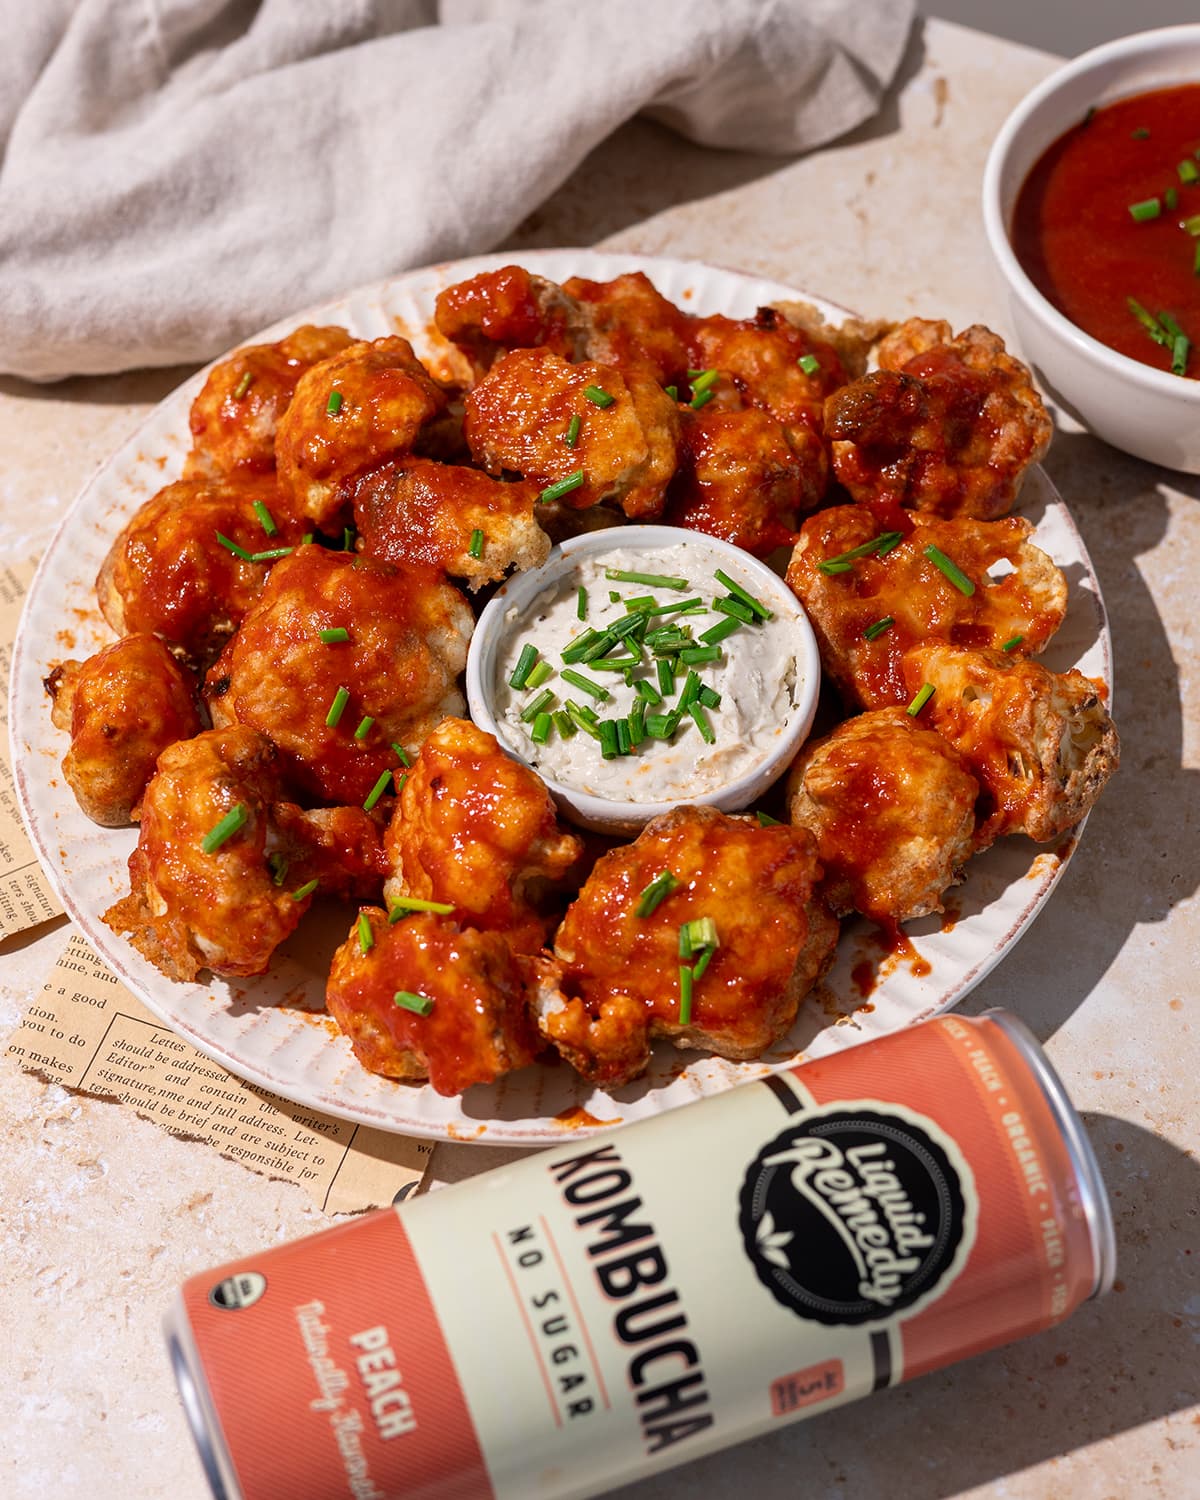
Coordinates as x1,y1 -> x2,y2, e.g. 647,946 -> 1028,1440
208,1272 -> 266,1311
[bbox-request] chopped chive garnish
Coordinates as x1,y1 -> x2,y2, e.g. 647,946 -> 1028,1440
1166,187 -> 1180,213
664,384 -> 678,401
697,683 -> 721,710
530,711 -> 552,745
509,643 -> 539,690
1171,331 -> 1190,377
657,659 -> 675,696
679,965 -> 694,1026
712,595 -> 755,624
565,414 -> 582,447
634,679 -> 663,705
343,526 -> 356,552
565,703 -> 601,739
864,616 -> 895,641
1187,160 -> 1200,184
628,698 -> 647,746
576,585 -> 587,620
292,878 -> 319,902
268,852 -> 289,885
1131,126 -> 1150,140
552,709 -> 576,739
713,569 -> 772,620
252,500 -> 278,536
688,703 -> 715,744
319,627 -> 350,644
233,370 -> 254,400
539,469 -> 586,504
1001,634 -> 1024,652
302,533 -> 314,545
598,719 -> 619,759
388,897 -> 454,919
756,811 -> 782,828
393,991 -> 434,1017
678,923 -> 693,960
326,389 -> 343,415
249,547 -> 293,562
817,532 -> 905,574
1128,197 -> 1161,222
1185,214 -> 1200,236
685,917 -> 719,951
1194,242 -> 1200,276
560,628 -> 602,664
584,385 -> 614,408
690,389 -> 715,411
693,946 -> 714,981
679,645 -> 723,665
396,773 -> 408,795
519,688 -> 556,722
569,699 -> 599,725
924,544 -> 975,596
636,870 -> 680,918
325,686 -> 351,727
525,659 -> 553,690
906,683 -> 935,718
574,630 -> 621,663
392,743 -> 412,768
698,617 -> 741,647
358,913 -> 374,954
362,769 -> 393,812
1128,298 -> 1172,347
678,670 -> 702,711
644,714 -> 674,739
797,353 -> 821,376
590,657 -> 640,671
609,590 -> 623,603
691,368 -> 720,394
615,717 -> 632,755
605,568 -> 690,591
468,528 -> 484,558
560,668 -> 609,702
216,532 -> 253,561
201,803 -> 248,853
353,715 -> 374,741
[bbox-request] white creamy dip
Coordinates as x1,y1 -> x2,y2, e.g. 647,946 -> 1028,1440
490,540 -> 808,804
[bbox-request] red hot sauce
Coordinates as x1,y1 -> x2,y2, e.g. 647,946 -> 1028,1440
1011,84 -> 1200,377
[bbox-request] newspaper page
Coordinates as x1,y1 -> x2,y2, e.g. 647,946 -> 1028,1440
0,560 -> 65,937
7,930 -> 433,1214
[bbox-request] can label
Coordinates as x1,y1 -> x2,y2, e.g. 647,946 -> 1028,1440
175,1014 -> 1102,1500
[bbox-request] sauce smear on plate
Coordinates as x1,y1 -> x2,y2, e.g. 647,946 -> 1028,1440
1012,84 -> 1200,377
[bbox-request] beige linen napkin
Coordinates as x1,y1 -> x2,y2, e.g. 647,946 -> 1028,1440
0,0 -> 914,380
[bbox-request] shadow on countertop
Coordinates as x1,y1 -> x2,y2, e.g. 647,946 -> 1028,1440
608,1111 -> 1199,1500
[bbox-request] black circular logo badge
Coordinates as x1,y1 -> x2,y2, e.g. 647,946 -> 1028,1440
739,1106 -> 972,1326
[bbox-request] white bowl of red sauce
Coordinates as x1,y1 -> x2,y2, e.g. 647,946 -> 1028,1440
982,25 -> 1200,473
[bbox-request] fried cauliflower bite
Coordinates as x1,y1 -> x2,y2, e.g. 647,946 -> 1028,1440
785,505 -> 1068,710
463,346 -> 681,520
825,320 -> 1052,521
664,406 -> 815,557
561,271 -> 694,385
103,726 -> 307,982
787,707 -> 981,925
205,545 -> 471,805
46,634 -> 201,827
541,806 -> 837,1087
383,717 -> 583,954
352,456 -> 549,590
326,909 -> 543,1095
269,802 -> 389,903
687,305 -> 846,437
274,336 -> 449,532
97,477 -> 303,663
433,265 -> 582,375
901,643 -> 1119,843
184,325 -> 355,481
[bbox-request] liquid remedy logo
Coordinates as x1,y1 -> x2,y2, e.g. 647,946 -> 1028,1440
738,1105 -> 974,1327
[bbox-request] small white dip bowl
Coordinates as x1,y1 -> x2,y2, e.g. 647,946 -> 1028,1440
466,526 -> 821,835
982,24 -> 1200,473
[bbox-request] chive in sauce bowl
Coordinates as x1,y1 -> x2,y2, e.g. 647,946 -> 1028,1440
465,526 -> 821,835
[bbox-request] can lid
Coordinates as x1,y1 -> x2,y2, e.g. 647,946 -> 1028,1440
984,1009 -> 1117,1300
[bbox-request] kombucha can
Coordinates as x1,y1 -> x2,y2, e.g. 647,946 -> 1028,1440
167,1009 -> 1114,1500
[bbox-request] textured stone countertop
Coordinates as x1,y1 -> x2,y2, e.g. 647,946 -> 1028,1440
2,16 -> 1197,1500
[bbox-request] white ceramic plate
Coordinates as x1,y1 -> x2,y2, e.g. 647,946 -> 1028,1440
9,251 -> 1112,1145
